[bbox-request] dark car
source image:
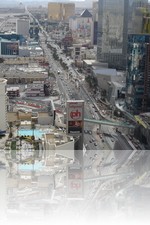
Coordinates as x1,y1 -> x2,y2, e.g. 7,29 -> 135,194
88,130 -> 92,135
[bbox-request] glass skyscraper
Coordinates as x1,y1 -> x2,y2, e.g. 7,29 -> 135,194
126,34 -> 150,114
97,0 -> 129,70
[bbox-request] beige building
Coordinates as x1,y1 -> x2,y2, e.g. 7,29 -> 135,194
0,79 -> 7,132
43,132 -> 74,159
0,169 -> 7,220
48,2 -> 75,21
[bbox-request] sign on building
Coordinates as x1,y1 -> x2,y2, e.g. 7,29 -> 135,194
66,100 -> 84,135
67,164 -> 84,199
1,42 -> 19,55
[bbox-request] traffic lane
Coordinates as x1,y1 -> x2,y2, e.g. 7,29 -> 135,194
114,133 -> 133,151
84,136 -> 107,167
62,75 -> 85,102
44,53 -> 70,99
114,150 -> 133,169
84,133 -> 96,151
74,89 -> 95,119
100,125 -> 117,150
92,125 -> 111,151
84,131 -> 100,150
113,134 -> 134,168
84,147 -> 97,171
84,122 -> 103,151
44,35 -> 119,151
56,79 -> 69,100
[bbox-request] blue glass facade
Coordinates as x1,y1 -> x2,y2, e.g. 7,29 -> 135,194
1,42 -> 19,55
126,34 -> 150,114
0,34 -> 26,45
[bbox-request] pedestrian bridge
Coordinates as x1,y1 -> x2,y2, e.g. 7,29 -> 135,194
84,118 -> 135,129
84,172 -> 134,182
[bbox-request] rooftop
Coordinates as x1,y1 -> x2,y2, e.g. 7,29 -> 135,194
0,78 -> 7,83
45,130 -> 73,144
111,81 -> 125,88
83,59 -> 97,65
7,87 -> 19,91
93,68 -> 117,76
80,9 -> 92,18
0,37 -> 18,42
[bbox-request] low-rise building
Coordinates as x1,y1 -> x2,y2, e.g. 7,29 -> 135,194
72,44 -> 86,62
92,68 -> 117,99
71,45 -> 97,66
0,38 -> 19,58
83,60 -> 107,73
38,112 -> 52,125
26,81 -> 45,97
92,68 -> 126,102
19,46 -> 30,57
7,87 -> 20,98
0,78 -> 7,133
0,33 -> 26,45
108,81 -> 125,105
0,62 -> 48,84
29,46 -> 43,57
43,132 -> 74,159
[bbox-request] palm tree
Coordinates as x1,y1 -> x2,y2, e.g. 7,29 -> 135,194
16,121 -> 20,137
31,122 -> 35,140
8,161 -> 13,178
8,122 -> 13,138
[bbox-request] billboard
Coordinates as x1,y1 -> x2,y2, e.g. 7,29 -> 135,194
66,100 -> 84,135
67,164 -> 84,199
68,120 -> 83,134
1,42 -> 19,55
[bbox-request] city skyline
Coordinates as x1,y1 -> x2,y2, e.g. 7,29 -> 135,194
0,0 -> 93,7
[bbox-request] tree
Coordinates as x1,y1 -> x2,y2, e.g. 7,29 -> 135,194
8,122 -> 13,138
31,122 -> 36,138
0,58 -> 4,63
16,121 -> 20,137
8,161 -> 13,177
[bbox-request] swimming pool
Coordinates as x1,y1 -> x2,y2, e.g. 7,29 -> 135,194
18,129 -> 44,139
19,161 -> 43,171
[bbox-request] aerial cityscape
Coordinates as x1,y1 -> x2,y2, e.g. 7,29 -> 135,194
0,0 -> 150,225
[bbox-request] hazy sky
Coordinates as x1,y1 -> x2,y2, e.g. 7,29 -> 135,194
1,0 -> 93,8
